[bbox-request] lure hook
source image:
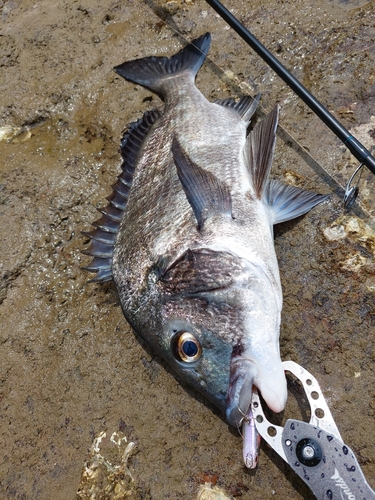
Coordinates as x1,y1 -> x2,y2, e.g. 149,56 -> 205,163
343,163 -> 364,209
237,404 -> 261,469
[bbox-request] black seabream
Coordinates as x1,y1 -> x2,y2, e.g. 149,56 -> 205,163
83,33 -> 327,428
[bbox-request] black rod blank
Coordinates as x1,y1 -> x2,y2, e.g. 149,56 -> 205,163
205,0 -> 375,176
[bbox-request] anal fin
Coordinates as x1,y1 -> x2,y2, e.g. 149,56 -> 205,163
215,93 -> 261,124
244,106 -> 279,198
172,138 -> 232,229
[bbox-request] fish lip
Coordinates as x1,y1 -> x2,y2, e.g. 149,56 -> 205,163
226,357 -> 287,428
226,358 -> 257,428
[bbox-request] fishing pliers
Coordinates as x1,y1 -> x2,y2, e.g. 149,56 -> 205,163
251,360 -> 375,499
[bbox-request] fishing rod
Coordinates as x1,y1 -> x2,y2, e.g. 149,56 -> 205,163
204,0 -> 375,207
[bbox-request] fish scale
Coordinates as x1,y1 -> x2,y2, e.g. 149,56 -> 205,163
176,104 -> 247,194
163,77 -> 246,184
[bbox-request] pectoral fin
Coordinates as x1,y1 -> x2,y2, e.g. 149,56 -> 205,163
172,138 -> 232,229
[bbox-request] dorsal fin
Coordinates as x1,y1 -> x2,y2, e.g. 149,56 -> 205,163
215,93 -> 261,124
114,33 -> 211,100
244,106 -> 278,198
82,108 -> 161,282
172,138 -> 232,230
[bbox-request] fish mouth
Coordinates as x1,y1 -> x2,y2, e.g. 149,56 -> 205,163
226,358 -> 287,428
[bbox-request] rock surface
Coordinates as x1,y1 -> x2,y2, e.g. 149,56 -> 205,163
0,0 -> 374,498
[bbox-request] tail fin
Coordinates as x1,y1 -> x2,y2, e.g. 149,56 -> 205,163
114,33 -> 211,99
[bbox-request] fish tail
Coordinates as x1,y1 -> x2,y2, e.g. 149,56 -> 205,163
114,33 -> 211,99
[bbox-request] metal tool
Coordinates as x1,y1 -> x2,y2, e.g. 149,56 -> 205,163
252,361 -> 375,499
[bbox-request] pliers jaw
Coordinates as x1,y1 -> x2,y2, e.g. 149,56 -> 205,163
251,360 -> 342,459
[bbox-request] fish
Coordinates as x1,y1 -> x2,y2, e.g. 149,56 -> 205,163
83,33 -> 328,429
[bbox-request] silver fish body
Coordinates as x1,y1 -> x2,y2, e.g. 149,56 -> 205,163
83,33 -> 327,427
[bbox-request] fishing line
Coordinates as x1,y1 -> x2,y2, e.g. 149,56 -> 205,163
203,0 -> 375,181
140,1 -> 373,221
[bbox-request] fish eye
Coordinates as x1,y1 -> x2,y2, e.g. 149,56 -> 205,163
171,331 -> 202,363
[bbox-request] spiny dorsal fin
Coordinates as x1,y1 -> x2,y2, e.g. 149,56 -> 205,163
244,105 -> 278,198
82,108 -> 161,282
265,180 -> 329,224
114,33 -> 211,99
215,93 -> 261,124
172,138 -> 232,230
